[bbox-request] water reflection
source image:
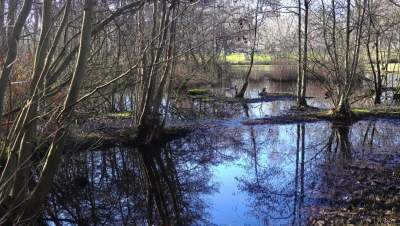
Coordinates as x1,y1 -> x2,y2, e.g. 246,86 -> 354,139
45,146 -> 214,225
170,95 -> 297,123
45,123 -> 245,225
45,117 -> 400,225
236,123 -> 313,225
325,123 -> 352,164
236,120 -> 400,225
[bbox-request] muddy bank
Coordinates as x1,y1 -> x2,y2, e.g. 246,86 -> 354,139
29,114 -> 195,153
64,126 -> 194,152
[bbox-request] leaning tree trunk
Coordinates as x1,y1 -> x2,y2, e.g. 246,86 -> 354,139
236,0 -> 260,98
236,46 -> 255,98
10,0 -> 53,205
16,0 -> 95,222
0,0 -> 33,207
0,0 -> 5,54
0,0 -> 72,209
0,0 -> 33,121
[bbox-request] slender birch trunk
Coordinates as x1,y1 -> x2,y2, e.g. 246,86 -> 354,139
296,0 -> 303,105
299,0 -> 309,107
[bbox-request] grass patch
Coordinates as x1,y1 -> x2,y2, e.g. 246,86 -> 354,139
104,111 -> 133,118
187,88 -> 209,96
365,63 -> 400,73
386,63 -> 399,72
352,108 -> 370,113
225,53 -> 247,64
224,53 -> 273,64
350,107 -> 400,118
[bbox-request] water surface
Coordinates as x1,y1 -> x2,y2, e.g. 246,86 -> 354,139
45,78 -> 400,225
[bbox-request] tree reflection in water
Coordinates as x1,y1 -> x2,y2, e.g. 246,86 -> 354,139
324,122 -> 352,164
236,121 -> 355,225
41,118 -> 400,225
43,125 -> 242,225
236,123 -> 306,225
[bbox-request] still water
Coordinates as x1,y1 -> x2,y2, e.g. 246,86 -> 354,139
45,78 -> 400,225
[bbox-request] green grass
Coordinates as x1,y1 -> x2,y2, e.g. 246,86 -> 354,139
351,107 -> 400,118
352,108 -> 371,114
104,111 -> 133,118
386,63 -> 399,72
364,63 -> 400,81
225,53 -> 247,64
366,63 -> 400,73
224,53 -> 273,64
187,88 -> 209,96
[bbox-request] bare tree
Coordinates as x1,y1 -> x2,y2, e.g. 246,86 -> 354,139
315,0 -> 367,116
0,0 -> 5,54
0,0 -> 33,120
0,0 -> 94,222
236,0 -> 261,98
296,0 -> 310,107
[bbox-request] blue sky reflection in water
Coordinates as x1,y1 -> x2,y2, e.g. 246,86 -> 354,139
46,77 -> 400,225
48,115 -> 400,225
202,122 -> 329,225
206,119 -> 400,225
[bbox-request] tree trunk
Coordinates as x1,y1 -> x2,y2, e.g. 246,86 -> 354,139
332,0 -> 352,118
0,0 -> 5,54
19,0 -> 94,222
374,34 -> 382,104
299,0 -> 309,107
11,0 -> 53,204
235,47 -> 255,98
236,0 -> 260,98
366,31 -> 382,105
0,0 -> 33,121
336,94 -> 351,116
296,0 -> 301,102
296,0 -> 307,107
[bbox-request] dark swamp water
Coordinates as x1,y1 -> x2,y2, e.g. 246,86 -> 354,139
45,78 -> 400,225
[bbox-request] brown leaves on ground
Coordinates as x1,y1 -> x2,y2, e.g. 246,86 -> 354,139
309,160 -> 400,225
